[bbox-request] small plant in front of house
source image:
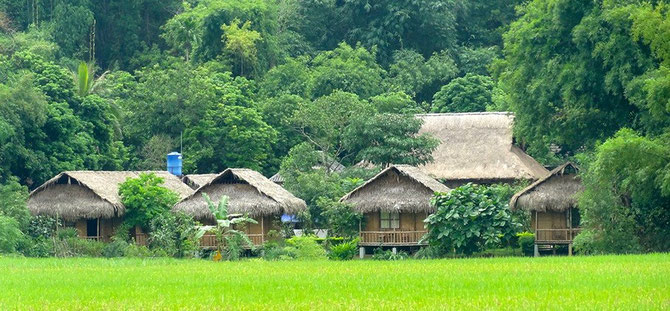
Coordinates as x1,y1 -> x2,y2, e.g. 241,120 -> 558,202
328,238 -> 359,260
203,193 -> 257,261
517,232 -> 535,256
371,248 -> 409,260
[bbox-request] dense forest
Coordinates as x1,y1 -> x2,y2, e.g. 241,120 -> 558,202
1,0 -> 669,254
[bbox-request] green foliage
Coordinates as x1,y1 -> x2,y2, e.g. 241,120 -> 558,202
148,212 -> 202,258
343,113 -> 439,166
119,173 -> 180,229
52,229 -> 105,258
221,19 -> 263,77
319,200 -> 363,239
413,246 -> 443,259
102,239 -> 129,258
424,183 -> 520,255
0,177 -> 30,227
0,216 -> 23,253
517,232 -> 535,256
26,215 -> 60,239
328,238 -> 359,260
431,74 -> 494,113
282,236 -> 326,260
576,129 -> 670,254
371,248 -> 409,260
386,49 -> 458,103
203,193 -> 257,260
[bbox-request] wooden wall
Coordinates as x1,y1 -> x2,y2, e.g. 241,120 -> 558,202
363,212 -> 427,231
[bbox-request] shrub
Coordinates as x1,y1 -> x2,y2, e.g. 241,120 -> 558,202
371,248 -> 409,260
0,216 -> 24,254
21,238 -> 53,257
423,183 -> 520,255
517,232 -> 535,256
148,212 -> 202,258
124,243 -> 152,258
53,236 -> 104,257
262,242 -> 289,261
103,239 -> 129,258
328,238 -> 359,260
26,215 -> 60,239
413,246 -> 443,259
283,236 -> 326,260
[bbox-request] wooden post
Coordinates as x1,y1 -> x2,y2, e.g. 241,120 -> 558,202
261,217 -> 265,245
568,243 -> 573,256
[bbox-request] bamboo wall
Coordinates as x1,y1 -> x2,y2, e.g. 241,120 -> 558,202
363,212 -> 427,231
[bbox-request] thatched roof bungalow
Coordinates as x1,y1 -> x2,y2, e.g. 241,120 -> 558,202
417,112 -> 549,187
509,162 -> 583,251
340,165 -> 450,247
27,171 -> 194,242
173,168 -> 306,245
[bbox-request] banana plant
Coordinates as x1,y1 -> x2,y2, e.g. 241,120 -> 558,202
202,193 -> 257,259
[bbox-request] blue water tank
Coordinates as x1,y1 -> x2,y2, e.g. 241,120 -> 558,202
167,152 -> 183,176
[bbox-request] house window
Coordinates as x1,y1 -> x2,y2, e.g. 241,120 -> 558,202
380,211 -> 399,229
86,218 -> 99,237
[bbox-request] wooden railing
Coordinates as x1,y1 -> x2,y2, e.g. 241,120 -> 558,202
535,228 -> 581,244
200,233 -> 265,249
85,236 -> 101,242
359,231 -> 428,246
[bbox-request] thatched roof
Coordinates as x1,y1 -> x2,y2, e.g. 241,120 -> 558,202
340,165 -> 450,213
509,162 -> 583,212
28,171 -> 194,221
269,172 -> 284,184
182,174 -> 217,189
173,168 -> 307,220
417,112 -> 549,182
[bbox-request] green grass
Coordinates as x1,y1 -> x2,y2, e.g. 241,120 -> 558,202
1,254 -> 669,310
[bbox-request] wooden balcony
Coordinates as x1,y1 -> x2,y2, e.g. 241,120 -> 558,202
535,228 -> 581,244
359,231 -> 428,246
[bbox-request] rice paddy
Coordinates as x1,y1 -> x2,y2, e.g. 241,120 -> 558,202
1,254 -> 669,310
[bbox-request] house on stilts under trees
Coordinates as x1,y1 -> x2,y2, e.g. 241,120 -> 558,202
173,168 -> 307,248
340,165 -> 450,257
509,162 -> 584,256
27,171 -> 194,243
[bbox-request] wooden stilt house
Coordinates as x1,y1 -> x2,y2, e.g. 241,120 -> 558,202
509,162 -> 583,255
172,168 -> 307,247
27,171 -> 194,242
340,165 -> 450,251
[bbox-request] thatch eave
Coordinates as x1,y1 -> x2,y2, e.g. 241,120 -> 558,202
509,162 -> 583,212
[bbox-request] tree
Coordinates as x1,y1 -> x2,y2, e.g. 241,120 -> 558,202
575,129 -> 670,254
310,43 -> 385,99
423,183 -> 520,255
221,19 -> 262,77
431,74 -> 494,113
386,49 -> 458,104
292,90 -> 374,165
344,113 -> 439,167
495,0 -> 655,159
73,61 -> 107,97
183,104 -> 277,174
119,173 -> 180,230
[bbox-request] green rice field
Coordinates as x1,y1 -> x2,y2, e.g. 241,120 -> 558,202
1,254 -> 669,310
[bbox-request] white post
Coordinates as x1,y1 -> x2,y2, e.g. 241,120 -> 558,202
392,247 -> 397,255
534,244 -> 539,257
359,247 -> 365,259
568,243 -> 573,256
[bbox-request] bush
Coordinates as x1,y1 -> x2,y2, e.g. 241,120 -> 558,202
53,236 -> 104,257
0,216 -> 24,254
282,236 -> 326,260
424,183 -> 520,255
371,248 -> 409,260
21,238 -> 53,257
328,238 -> 359,260
124,243 -> 152,258
413,246 -> 443,259
517,232 -> 535,256
262,242 -> 289,261
472,247 -> 523,258
319,199 -> 364,239
26,215 -> 60,239
148,212 -> 201,258
103,239 -> 129,258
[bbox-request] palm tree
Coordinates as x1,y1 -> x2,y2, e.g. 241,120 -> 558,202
73,61 -> 108,97
202,193 -> 257,260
